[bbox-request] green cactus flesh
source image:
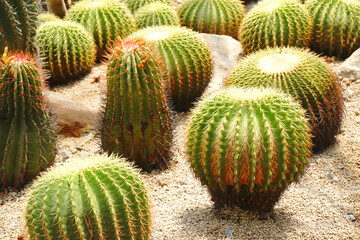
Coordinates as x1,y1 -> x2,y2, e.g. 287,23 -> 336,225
125,0 -> 171,13
38,12 -> 60,24
239,0 -> 312,54
25,154 -> 151,240
66,0 -> 136,59
131,26 -> 213,112
101,38 -> 172,172
135,2 -> 180,29
35,19 -> 96,84
0,50 -> 56,190
178,0 -> 245,39
226,47 -> 343,152
305,0 -> 360,59
187,87 -> 312,212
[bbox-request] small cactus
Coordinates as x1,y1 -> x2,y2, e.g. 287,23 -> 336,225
101,38 -> 172,171
66,0 -> 136,58
38,12 -> 60,24
187,87 -> 312,212
125,0 -> 171,13
131,26 -> 213,111
239,0 -> 312,54
35,19 -> 96,84
135,2 -> 180,29
0,48 -> 57,190
226,47 -> 343,152
25,154 -> 151,240
305,0 -> 360,59
178,0 -> 246,39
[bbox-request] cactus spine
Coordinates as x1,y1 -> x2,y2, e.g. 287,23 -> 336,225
239,0 -> 312,54
125,0 -> 171,13
131,26 -> 213,112
25,154 -> 151,240
226,47 -> 343,152
101,38 -> 172,171
0,48 -> 56,190
305,0 -> 360,59
178,0 -> 246,39
187,87 -> 312,212
66,0 -> 136,58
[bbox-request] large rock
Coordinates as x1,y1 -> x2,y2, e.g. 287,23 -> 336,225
337,48 -> 360,80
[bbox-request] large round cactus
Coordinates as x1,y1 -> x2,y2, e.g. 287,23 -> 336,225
239,0 -> 312,54
305,0 -> 360,59
187,87 -> 312,212
131,26 -> 213,111
66,0 -> 136,58
0,48 -> 57,190
101,38 -> 172,171
35,19 -> 96,84
25,154 -> 151,240
135,2 -> 180,29
178,0 -> 246,39
125,0 -> 171,13
226,47 -> 343,152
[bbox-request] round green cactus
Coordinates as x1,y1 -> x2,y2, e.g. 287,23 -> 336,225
125,0 -> 171,13
38,12 -> 60,24
0,48 -> 57,190
66,0 -> 136,58
135,2 -> 180,29
239,0 -> 312,54
35,19 -> 96,84
226,47 -> 343,152
25,154 -> 151,240
187,87 -> 312,212
131,26 -> 213,112
305,0 -> 360,59
101,38 -> 173,171
178,0 -> 246,39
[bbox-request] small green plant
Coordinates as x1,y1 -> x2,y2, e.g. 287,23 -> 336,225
25,154 -> 151,240
125,0 -> 171,13
187,87 -> 312,212
0,48 -> 57,190
38,12 -> 60,24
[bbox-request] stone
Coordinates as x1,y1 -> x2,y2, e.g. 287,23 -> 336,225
225,227 -> 233,238
337,48 -> 360,80
61,151 -> 70,159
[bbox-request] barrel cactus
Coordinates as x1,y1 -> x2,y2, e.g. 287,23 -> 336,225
178,0 -> 246,39
0,0 -> 40,54
239,0 -> 312,54
131,26 -> 213,111
25,154 -> 151,240
125,0 -> 171,13
35,19 -> 96,84
305,0 -> 360,59
0,48 -> 57,190
135,2 -> 180,29
38,12 -> 60,24
226,47 -> 343,152
187,87 -> 312,212
66,0 -> 136,58
101,38 -> 172,171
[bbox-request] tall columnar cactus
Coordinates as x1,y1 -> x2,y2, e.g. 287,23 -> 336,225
178,0 -> 246,39
35,20 -> 96,84
226,47 -> 343,152
187,87 -> 312,212
102,38 -> 172,171
239,0 -> 312,54
305,0 -> 360,59
135,2 -> 180,29
0,48 -> 56,190
25,154 -> 151,240
0,0 -> 40,54
125,0 -> 171,13
131,26 -> 213,111
66,0 -> 136,58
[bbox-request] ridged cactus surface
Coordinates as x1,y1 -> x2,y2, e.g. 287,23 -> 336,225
226,47 -> 343,152
187,87 -> 312,211
25,154 -> 151,240
66,0 -> 136,58
35,20 -> 96,84
38,12 -> 60,23
239,0 -> 312,54
305,0 -> 360,59
0,49 -> 56,190
0,0 -> 40,54
135,2 -> 180,29
125,0 -> 171,13
102,38 -> 172,171
178,0 -> 245,39
131,26 -> 213,111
